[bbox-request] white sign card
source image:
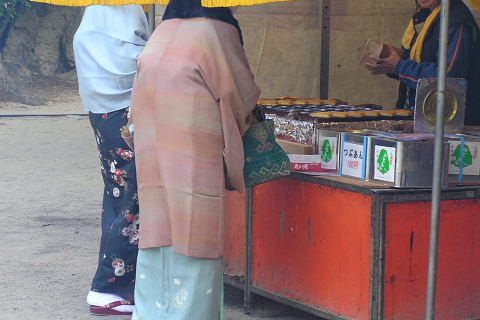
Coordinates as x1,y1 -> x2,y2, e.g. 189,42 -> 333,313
448,141 -> 480,176
374,146 -> 396,182
341,142 -> 364,178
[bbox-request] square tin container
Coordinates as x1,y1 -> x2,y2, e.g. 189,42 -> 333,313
446,134 -> 480,184
369,137 -> 449,188
414,78 -> 466,134
314,130 -> 341,171
339,132 -> 377,181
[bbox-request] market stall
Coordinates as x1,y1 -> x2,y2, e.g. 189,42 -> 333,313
228,177 -> 480,320
221,0 -> 480,318
135,1 -> 480,318
223,100 -> 480,320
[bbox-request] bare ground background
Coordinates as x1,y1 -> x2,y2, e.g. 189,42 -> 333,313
0,82 -> 320,320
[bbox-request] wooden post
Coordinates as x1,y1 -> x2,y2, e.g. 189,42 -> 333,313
319,0 -> 331,99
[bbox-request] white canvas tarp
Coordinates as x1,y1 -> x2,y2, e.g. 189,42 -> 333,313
157,0 -> 480,108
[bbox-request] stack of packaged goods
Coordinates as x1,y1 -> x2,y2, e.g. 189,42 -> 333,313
258,96 -> 413,173
258,96 -> 480,187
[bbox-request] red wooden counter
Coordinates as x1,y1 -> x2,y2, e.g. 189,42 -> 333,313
223,173 -> 480,320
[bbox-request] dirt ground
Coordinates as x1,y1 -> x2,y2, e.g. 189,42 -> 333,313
0,82 -> 321,320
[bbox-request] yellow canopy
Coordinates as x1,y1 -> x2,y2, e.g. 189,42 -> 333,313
467,0 -> 480,10
30,0 -> 294,7
202,0 -> 294,6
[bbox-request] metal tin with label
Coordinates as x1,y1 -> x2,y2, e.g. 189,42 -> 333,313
314,130 -> 341,171
414,78 -> 466,134
340,132 -> 375,181
369,137 -> 449,188
447,134 -> 480,184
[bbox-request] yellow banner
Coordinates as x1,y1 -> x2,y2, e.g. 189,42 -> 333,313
30,0 -> 294,7
467,0 -> 480,10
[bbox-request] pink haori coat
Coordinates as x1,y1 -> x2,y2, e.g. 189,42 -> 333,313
131,18 -> 260,259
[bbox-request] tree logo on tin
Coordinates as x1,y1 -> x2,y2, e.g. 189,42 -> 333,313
451,144 -> 473,168
377,149 -> 390,174
321,139 -> 333,163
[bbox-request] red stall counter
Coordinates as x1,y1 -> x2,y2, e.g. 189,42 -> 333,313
223,173 -> 480,320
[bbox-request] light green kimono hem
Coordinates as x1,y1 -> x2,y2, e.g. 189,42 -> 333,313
133,246 -> 223,320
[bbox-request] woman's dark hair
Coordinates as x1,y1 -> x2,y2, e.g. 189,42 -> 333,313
163,0 -> 243,44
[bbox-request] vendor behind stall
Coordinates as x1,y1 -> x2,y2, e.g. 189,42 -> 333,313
363,0 -> 480,126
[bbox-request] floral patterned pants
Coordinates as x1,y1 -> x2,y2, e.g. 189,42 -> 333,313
89,108 -> 139,295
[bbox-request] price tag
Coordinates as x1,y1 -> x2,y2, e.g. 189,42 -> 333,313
374,146 -> 396,182
341,142 -> 364,178
288,155 -> 323,172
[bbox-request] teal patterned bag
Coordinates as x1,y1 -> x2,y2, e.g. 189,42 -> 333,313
243,120 -> 291,187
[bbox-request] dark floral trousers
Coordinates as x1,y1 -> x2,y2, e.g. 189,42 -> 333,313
89,108 -> 139,295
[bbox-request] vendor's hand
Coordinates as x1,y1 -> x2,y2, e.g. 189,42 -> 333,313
364,44 -> 401,75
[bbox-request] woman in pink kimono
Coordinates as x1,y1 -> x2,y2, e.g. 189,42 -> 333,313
130,0 -> 260,319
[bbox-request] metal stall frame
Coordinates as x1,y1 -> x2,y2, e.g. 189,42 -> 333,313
233,173 -> 480,320
426,0 -> 451,319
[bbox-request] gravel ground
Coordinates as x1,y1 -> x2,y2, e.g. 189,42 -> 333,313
0,92 -> 321,320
